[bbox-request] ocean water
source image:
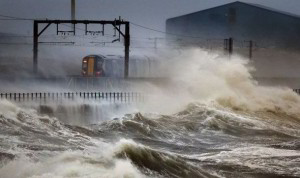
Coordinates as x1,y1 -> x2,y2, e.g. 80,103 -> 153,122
0,49 -> 300,178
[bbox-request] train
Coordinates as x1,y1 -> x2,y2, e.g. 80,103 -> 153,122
81,54 -> 160,78
81,55 -> 105,77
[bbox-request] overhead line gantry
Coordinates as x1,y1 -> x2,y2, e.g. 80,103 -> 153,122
33,19 -> 130,77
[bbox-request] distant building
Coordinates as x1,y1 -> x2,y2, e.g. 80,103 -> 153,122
166,1 -> 300,49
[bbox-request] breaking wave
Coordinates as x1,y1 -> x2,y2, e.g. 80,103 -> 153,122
1,49 -> 300,177
141,49 -> 300,118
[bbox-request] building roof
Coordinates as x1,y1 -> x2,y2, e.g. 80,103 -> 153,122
167,1 -> 300,21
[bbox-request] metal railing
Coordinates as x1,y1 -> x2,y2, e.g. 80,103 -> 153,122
293,89 -> 300,95
0,92 -> 143,103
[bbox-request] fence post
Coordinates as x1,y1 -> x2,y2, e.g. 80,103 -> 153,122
224,38 -> 233,56
228,37 -> 233,55
249,40 -> 253,59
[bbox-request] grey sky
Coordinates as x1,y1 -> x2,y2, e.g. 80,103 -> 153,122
1,0 -> 300,38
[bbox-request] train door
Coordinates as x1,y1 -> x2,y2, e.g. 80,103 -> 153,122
87,57 -> 94,76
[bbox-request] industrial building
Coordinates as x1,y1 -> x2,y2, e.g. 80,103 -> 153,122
166,1 -> 300,87
166,1 -> 300,49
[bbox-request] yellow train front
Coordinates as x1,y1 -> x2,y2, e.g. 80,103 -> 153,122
82,55 -> 105,77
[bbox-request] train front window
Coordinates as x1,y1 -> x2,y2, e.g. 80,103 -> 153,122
82,62 -> 88,71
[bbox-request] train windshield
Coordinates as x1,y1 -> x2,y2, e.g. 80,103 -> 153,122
82,62 -> 88,68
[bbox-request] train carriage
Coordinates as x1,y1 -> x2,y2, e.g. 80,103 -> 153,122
82,54 -> 159,78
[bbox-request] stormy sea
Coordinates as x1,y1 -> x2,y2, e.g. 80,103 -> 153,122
0,49 -> 300,178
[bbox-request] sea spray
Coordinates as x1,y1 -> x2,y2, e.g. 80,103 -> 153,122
0,144 -> 145,178
14,99 -> 139,125
137,49 -> 300,118
1,49 -> 300,177
0,102 -> 144,178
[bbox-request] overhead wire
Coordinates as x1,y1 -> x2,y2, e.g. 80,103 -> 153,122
0,14 -> 121,45
0,14 -> 39,21
0,13 -> 205,39
130,22 -> 207,39
0,13 -> 229,48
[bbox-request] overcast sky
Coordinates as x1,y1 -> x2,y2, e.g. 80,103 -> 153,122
1,0 -> 300,38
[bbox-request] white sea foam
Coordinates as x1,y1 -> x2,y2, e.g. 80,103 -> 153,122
1,48 -> 300,178
138,49 -> 300,118
0,139 -> 146,178
195,146 -> 300,175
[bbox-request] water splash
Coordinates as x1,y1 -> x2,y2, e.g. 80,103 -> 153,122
139,49 -> 300,118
